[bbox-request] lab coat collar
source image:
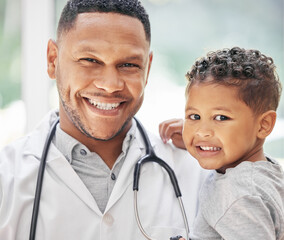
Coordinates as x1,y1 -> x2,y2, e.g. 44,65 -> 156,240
23,109 -> 59,160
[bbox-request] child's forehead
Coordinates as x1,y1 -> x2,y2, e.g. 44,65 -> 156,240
186,82 -> 243,105
188,81 -> 239,96
185,83 -> 255,115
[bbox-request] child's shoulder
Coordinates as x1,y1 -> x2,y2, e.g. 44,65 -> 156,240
206,159 -> 284,198
197,160 -> 284,231
199,159 -> 284,224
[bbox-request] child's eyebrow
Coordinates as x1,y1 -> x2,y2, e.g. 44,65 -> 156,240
213,107 -> 233,113
185,106 -> 197,111
185,106 -> 233,111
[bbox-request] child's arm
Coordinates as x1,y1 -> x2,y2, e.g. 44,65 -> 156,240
159,118 -> 186,149
202,196 -> 279,240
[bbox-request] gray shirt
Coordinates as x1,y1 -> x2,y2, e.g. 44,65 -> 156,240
53,122 -> 136,213
192,158 -> 284,240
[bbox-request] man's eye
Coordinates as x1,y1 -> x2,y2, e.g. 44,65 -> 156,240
215,115 -> 230,121
81,58 -> 97,63
121,63 -> 139,68
188,114 -> 200,120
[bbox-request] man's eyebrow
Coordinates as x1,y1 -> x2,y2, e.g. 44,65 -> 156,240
121,55 -> 144,62
74,46 -> 98,54
74,47 -> 144,61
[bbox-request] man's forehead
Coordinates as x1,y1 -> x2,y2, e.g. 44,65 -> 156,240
75,12 -> 145,32
59,12 -> 147,41
58,12 -> 149,48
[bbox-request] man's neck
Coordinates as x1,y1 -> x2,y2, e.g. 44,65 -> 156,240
85,134 -> 126,169
59,118 -> 131,169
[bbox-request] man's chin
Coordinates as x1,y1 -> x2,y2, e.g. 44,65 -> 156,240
80,122 -> 130,142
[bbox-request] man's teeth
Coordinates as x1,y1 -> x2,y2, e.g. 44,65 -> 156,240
88,99 -> 120,110
200,146 -> 221,151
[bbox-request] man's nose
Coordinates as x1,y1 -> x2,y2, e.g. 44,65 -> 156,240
93,67 -> 124,93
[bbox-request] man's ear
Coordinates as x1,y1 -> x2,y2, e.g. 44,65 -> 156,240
257,110 -> 277,139
47,39 -> 58,79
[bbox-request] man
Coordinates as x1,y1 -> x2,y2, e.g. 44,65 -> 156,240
0,0 -> 207,239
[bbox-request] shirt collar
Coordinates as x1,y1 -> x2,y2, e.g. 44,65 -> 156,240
53,119 -> 137,164
53,124 -> 79,163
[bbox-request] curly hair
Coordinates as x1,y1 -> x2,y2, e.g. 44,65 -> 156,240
57,0 -> 151,42
186,47 -> 282,115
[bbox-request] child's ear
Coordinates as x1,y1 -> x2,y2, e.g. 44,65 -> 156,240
257,110 -> 277,139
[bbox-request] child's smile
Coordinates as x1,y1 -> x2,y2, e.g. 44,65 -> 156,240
196,144 -> 222,157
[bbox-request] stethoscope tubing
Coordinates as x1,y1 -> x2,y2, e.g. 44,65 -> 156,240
29,118 -> 59,240
134,191 -> 189,240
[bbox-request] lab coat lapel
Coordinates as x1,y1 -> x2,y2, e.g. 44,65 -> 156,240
104,140 -> 142,212
105,122 -> 157,212
46,144 -> 103,215
23,111 -> 102,216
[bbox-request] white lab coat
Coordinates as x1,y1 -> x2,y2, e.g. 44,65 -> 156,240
0,110 -> 209,240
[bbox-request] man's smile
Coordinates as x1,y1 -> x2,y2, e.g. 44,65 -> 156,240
87,99 -> 121,110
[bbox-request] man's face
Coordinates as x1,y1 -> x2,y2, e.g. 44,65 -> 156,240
48,12 -> 152,141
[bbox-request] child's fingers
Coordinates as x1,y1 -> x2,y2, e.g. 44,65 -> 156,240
159,119 -> 184,143
171,133 -> 186,150
159,119 -> 178,142
159,120 -> 169,143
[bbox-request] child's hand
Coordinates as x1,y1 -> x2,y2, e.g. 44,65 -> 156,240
159,118 -> 186,150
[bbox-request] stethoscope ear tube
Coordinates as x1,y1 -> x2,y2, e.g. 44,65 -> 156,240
29,118 -> 59,240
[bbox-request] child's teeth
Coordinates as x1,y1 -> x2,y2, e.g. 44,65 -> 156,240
200,146 -> 221,151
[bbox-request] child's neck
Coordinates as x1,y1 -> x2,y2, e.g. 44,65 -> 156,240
217,147 -> 266,174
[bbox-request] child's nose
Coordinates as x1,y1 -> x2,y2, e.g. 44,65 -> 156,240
195,125 -> 213,138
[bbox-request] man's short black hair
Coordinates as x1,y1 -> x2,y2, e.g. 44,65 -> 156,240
57,0 -> 151,42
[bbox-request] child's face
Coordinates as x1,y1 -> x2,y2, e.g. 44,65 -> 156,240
183,82 -> 263,173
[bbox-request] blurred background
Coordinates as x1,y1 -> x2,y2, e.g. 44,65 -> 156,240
0,0 -> 283,164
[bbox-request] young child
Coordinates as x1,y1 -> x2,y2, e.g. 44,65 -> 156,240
159,47 -> 284,239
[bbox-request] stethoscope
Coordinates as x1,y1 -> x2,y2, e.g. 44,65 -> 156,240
29,117 -> 189,240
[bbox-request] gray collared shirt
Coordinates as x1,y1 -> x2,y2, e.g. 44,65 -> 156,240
52,121 -> 136,213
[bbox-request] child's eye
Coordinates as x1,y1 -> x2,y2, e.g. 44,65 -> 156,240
188,114 -> 200,120
215,115 -> 230,121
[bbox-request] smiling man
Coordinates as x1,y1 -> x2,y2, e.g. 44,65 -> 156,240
0,1 -> 208,239
48,10 -> 152,168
